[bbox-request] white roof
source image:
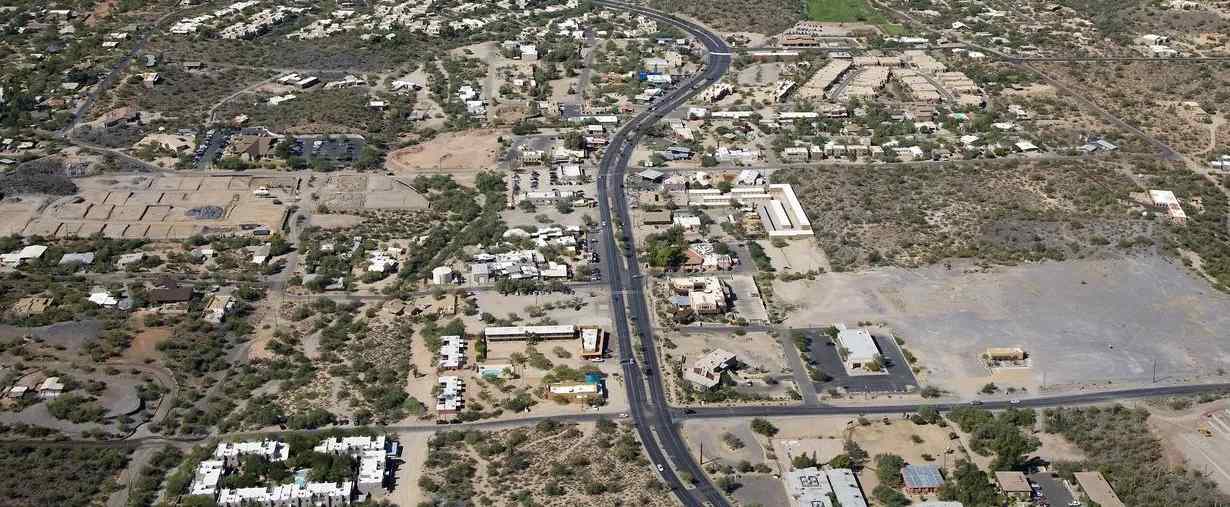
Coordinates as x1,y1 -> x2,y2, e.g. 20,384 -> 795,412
484,325 -> 575,337
17,245 -> 47,259
1149,189 -> 1179,205
836,325 -> 880,362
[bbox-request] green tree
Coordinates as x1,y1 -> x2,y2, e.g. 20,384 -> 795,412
750,418 -> 778,437
875,454 -> 906,488
938,460 -> 1003,506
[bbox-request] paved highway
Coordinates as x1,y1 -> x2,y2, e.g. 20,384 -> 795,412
592,1 -> 732,505
682,382 -> 1230,420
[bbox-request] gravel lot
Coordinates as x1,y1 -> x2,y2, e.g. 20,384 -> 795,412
776,256 -> 1230,393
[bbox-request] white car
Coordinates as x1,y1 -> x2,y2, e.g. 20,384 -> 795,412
657,464 -> 665,472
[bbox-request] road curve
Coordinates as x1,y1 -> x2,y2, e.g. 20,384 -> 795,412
592,1 -> 732,506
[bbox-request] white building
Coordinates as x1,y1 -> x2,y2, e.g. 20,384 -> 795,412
437,376 -> 465,414
683,348 -> 736,389
0,245 -> 47,267
439,335 -> 466,370
835,324 -> 881,372
431,266 -> 454,285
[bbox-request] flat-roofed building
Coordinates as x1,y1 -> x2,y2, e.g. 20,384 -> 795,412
827,468 -> 868,507
683,348 -> 736,389
437,376 -> 465,415
483,325 -> 577,341
784,467 -> 833,506
580,327 -> 607,359
549,381 -> 604,401
799,60 -> 851,99
439,335 -> 466,370
1073,471 -> 1126,507
902,464 -> 944,494
835,324 -> 881,372
784,467 -> 867,507
994,471 -> 1032,500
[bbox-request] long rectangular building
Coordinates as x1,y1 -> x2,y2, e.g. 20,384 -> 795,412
799,60 -> 851,99
483,325 -> 577,341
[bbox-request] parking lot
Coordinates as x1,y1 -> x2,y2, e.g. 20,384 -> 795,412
794,327 -> 919,394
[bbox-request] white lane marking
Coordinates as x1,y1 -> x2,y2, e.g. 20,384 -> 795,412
710,52 -> 733,56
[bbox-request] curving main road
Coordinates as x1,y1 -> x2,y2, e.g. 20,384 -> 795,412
592,1 -> 732,506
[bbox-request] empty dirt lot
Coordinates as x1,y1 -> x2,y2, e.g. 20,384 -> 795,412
386,129 -> 508,186
776,256 -> 1230,394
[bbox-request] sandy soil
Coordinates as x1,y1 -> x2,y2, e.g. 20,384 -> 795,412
388,431 -> 432,506
386,129 -> 508,186
124,313 -> 173,363
310,213 -> 366,229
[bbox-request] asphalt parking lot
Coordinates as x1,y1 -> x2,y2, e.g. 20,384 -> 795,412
794,327 -> 919,394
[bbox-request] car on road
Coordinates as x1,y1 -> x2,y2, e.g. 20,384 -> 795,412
969,400 -> 983,405
1009,399 -> 1021,405
619,413 -> 629,418
656,464 -> 664,472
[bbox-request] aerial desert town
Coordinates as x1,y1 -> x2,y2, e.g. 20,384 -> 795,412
2,0 -> 1230,506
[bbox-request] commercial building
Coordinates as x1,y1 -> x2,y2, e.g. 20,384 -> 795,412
784,467 -> 867,507
683,184 -> 813,238
994,471 -> 1032,500
683,348 -> 736,389
483,325 -> 577,341
669,276 -> 731,314
835,324 -> 881,372
548,380 -> 604,401
799,60 -> 851,99
902,464 -> 944,495
580,327 -> 607,359
1073,471 -> 1126,507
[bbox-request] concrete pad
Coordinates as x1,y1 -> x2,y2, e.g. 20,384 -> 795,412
123,224 -> 149,239
102,191 -> 131,205
56,203 -> 91,219
23,220 -> 61,236
84,204 -> 115,220
57,222 -> 82,238
102,223 -> 128,238
142,205 -> 173,222
126,192 -> 164,205
150,177 -> 183,190
145,223 -> 172,239
227,176 -> 252,190
199,177 -> 232,190
77,222 -> 106,236
112,205 -> 147,221
177,177 -> 204,191
170,224 -> 203,237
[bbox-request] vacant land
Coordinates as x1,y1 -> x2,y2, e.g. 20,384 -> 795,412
647,0 -> 802,35
776,159 -> 1150,271
419,420 -> 674,506
775,256 -> 1230,395
1036,62 -> 1230,154
386,129 -> 507,187
1044,404 -> 1230,505
0,446 -> 131,507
